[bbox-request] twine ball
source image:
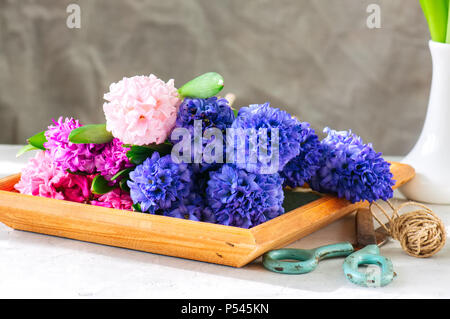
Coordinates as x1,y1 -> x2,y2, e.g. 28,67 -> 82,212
371,201 -> 446,258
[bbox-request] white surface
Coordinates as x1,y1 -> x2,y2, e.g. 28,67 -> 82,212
401,41 -> 450,204
0,145 -> 449,299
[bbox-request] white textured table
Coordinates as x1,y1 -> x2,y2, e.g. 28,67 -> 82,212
0,144 -> 448,299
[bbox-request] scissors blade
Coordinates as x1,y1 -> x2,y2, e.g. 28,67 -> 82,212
375,222 -> 390,247
355,208 -> 377,247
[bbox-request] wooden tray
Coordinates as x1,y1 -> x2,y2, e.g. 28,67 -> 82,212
0,162 -> 414,267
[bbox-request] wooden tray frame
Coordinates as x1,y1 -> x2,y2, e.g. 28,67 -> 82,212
0,162 -> 414,267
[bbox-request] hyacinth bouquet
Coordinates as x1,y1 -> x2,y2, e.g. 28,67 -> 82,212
15,72 -> 395,229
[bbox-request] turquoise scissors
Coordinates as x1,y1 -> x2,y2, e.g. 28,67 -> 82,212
263,208 -> 395,287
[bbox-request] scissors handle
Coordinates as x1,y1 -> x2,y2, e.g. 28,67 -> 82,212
343,244 -> 395,287
263,242 -> 354,274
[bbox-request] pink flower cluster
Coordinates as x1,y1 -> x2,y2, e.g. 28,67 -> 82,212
15,151 -> 133,209
15,151 -> 92,203
15,74 -> 181,211
45,117 -> 103,174
95,137 -> 133,181
91,189 -> 133,210
103,74 -> 180,145
44,117 -> 132,181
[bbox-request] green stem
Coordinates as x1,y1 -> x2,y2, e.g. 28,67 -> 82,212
446,1 -> 450,43
421,0 -> 448,43
420,0 -> 429,23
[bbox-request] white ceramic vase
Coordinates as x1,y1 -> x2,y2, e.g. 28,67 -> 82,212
400,40 -> 450,204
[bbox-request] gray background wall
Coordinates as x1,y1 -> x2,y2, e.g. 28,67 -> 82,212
0,0 -> 431,155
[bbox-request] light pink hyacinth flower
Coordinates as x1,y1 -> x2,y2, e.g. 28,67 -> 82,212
15,151 -> 92,203
103,74 -> 180,145
90,188 -> 133,211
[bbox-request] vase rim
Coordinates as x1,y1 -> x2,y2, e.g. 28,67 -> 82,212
429,40 -> 450,49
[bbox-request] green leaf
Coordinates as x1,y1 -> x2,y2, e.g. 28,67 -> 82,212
111,167 -> 134,181
126,143 -> 173,165
16,144 -> 39,157
111,167 -> 133,193
233,108 -> 239,118
150,142 -> 173,154
282,190 -> 322,212
126,146 -> 153,165
69,124 -> 113,144
447,2 -> 450,43
420,0 -> 448,43
132,203 -> 142,212
91,175 -> 115,195
119,178 -> 130,193
66,169 -> 90,176
420,0 -> 430,22
178,72 -> 224,98
27,131 -> 47,150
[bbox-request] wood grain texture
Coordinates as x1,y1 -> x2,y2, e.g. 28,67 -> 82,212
0,162 -> 414,267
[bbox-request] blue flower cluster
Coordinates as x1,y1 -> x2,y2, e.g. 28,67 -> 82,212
231,103 -> 303,174
309,128 -> 395,203
281,122 -> 322,188
207,164 -> 284,228
127,95 -> 395,228
172,97 -> 235,173
128,152 -> 192,213
128,151 -> 216,222
198,102 -> 303,227
164,193 -> 216,223
175,97 -> 235,134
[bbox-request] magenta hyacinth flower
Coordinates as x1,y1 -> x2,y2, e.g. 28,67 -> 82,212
44,117 -> 132,180
44,117 -> 105,174
94,138 -> 133,181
